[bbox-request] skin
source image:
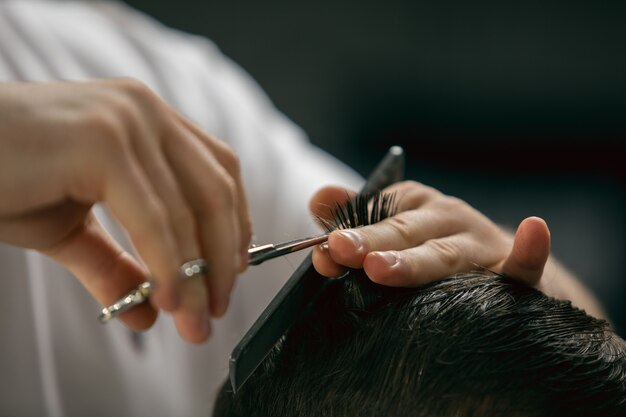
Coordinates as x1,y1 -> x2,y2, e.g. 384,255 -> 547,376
0,79 -> 252,343
0,79 -> 604,346
309,183 -> 606,319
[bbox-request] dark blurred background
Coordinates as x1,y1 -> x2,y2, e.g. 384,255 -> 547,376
125,0 -> 625,335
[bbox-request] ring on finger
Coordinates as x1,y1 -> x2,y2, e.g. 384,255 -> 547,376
180,259 -> 208,280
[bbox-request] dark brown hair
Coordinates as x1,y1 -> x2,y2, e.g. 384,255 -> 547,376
215,270 -> 625,417
215,193 -> 625,416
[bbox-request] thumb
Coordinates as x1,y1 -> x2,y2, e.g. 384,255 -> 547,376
42,211 -> 157,330
501,216 -> 551,286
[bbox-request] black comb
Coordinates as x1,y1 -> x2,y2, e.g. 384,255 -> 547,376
228,146 -> 405,393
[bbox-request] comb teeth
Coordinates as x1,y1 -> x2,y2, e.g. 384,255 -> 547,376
319,191 -> 398,232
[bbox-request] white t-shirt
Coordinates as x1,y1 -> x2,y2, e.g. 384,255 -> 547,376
0,1 -> 362,416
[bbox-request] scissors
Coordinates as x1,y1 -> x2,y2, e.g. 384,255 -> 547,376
98,233 -> 329,323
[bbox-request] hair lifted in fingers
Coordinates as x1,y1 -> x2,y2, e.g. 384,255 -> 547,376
316,191 -> 398,232
214,193 -> 626,417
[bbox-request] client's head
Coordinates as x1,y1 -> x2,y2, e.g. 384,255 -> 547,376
214,271 -> 626,417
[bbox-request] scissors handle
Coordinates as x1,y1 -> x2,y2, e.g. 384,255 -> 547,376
98,281 -> 152,323
98,234 -> 329,323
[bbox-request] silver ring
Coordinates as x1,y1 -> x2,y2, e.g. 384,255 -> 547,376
180,259 -> 208,280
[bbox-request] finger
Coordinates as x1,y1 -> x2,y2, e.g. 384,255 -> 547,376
126,110 -> 201,269
177,115 -> 252,270
163,123 -> 240,319
308,186 -> 356,276
171,275 -> 212,343
309,183 -> 445,275
308,185 -> 357,224
327,209 -> 461,269
316,182 -> 448,269
114,84 -> 214,340
121,107 -> 215,340
131,127 -> 213,342
501,216 -> 551,286
102,147 -> 182,311
361,235 -> 476,287
42,212 -> 157,330
309,181 -> 438,225
382,180 -> 441,212
312,243 -> 348,278
198,209 -> 239,318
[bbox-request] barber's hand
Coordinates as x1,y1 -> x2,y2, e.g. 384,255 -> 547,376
310,181 -> 550,287
0,79 -> 251,343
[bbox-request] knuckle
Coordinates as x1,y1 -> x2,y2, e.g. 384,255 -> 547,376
77,96 -> 139,153
426,239 -> 461,269
220,147 -> 241,177
398,180 -> 423,190
398,192 -> 425,211
170,204 -> 197,234
114,78 -> 161,112
399,180 -> 436,195
200,174 -> 237,212
97,81 -> 161,147
384,213 -> 415,245
387,180 -> 422,195
439,195 -> 467,212
84,111 -> 128,156
445,195 -> 466,207
115,77 -> 152,97
436,196 -> 473,223
83,110 -> 115,135
392,181 -> 440,210
134,199 -> 169,243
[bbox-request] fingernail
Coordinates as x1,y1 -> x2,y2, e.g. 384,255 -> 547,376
319,242 -> 329,251
337,230 -> 364,252
376,251 -> 399,267
330,270 -> 350,280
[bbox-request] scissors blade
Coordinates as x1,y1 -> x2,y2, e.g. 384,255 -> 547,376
247,234 -> 329,266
